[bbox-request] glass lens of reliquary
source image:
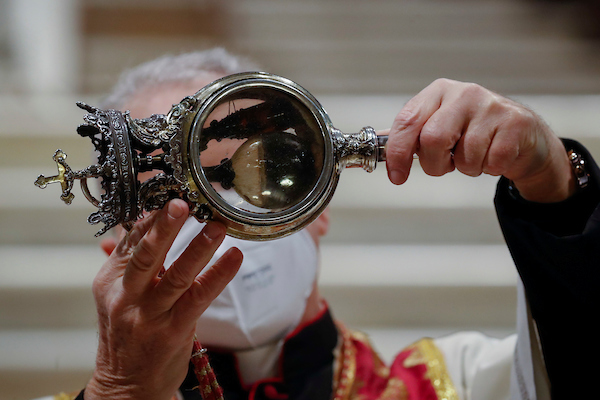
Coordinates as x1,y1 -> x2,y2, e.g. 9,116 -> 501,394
198,88 -> 325,213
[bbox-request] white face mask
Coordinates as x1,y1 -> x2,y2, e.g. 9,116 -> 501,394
164,218 -> 319,350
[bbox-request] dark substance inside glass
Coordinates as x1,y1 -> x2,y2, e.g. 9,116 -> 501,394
198,88 -> 324,213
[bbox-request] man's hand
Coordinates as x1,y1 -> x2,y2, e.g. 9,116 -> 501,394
384,78 -> 576,203
85,199 -> 243,400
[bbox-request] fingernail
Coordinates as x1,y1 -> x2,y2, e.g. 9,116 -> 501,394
167,201 -> 185,219
223,247 -> 243,263
202,223 -> 223,240
389,170 -> 404,185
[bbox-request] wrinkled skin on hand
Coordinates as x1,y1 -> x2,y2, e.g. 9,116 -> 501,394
85,199 -> 243,400
384,79 -> 576,203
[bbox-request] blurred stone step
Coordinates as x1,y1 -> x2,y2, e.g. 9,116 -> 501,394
2,93 -> 599,142
0,244 -> 517,329
0,367 -> 93,400
0,206 -> 506,246
80,36 -> 600,94
225,0 -> 568,41
77,0 -> 600,94
320,243 -> 517,327
2,94 -> 599,141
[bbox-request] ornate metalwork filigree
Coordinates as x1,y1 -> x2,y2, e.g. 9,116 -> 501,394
126,113 -> 171,149
332,126 -> 379,173
78,104 -> 138,236
138,173 -> 184,212
165,96 -> 197,184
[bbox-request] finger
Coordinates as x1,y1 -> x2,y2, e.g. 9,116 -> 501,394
416,81 -> 505,178
452,115 -> 497,177
172,247 -> 243,324
122,200 -> 189,295
111,210 -> 160,259
152,222 -> 227,309
482,132 -> 519,178
467,95 -> 531,179
416,103 -> 467,176
386,80 -> 448,185
97,210 -> 162,286
480,115 -> 531,179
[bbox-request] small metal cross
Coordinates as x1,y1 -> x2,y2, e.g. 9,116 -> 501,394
35,149 -> 75,205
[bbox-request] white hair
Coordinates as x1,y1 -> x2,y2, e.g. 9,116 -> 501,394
100,48 -> 259,110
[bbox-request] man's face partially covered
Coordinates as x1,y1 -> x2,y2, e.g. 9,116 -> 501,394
109,77 -> 329,346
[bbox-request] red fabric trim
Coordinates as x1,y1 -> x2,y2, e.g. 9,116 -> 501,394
247,377 -> 284,400
263,383 -> 289,399
344,330 -> 450,400
390,347 -> 439,400
284,300 -> 329,341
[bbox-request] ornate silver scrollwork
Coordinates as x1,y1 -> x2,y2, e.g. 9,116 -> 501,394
126,113 -> 171,148
332,126 -> 381,173
165,96 -> 197,184
138,173 -> 184,213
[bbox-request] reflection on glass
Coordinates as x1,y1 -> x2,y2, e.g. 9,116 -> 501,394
198,88 -> 324,213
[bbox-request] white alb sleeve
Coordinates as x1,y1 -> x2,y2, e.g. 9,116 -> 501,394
433,281 -> 550,400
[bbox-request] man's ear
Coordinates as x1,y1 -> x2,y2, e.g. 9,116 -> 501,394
99,236 -> 118,256
306,208 -> 330,246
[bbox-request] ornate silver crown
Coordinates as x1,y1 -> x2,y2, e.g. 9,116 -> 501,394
35,99 -> 197,236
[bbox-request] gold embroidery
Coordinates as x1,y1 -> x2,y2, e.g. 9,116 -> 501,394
333,321 -> 358,400
348,375 -> 366,400
403,348 -> 427,368
379,377 -> 408,400
349,329 -> 370,343
373,353 -> 391,379
336,323 -> 405,400
404,338 -> 458,400
334,324 -> 456,400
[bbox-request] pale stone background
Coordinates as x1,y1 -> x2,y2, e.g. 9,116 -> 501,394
1,1 -> 599,399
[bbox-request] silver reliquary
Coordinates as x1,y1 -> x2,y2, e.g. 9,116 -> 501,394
36,72 -> 388,240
